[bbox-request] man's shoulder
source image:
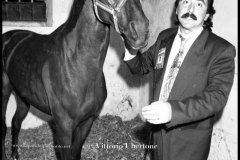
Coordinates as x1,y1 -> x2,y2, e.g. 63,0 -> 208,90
207,31 -> 234,47
204,30 -> 236,58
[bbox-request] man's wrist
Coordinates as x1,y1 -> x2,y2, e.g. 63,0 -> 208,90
167,102 -> 172,121
123,47 -> 137,61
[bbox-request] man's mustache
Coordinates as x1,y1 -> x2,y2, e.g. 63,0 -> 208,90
181,13 -> 197,20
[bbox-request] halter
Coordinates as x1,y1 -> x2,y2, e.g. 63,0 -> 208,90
93,0 -> 127,33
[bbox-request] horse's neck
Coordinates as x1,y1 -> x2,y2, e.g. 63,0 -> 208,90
54,0 -> 111,69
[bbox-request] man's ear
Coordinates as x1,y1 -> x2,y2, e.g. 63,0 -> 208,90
204,14 -> 210,21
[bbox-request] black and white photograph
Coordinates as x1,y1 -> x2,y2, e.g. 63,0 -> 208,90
2,0 -> 237,160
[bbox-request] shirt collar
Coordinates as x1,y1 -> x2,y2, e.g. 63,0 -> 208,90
177,27 -> 203,40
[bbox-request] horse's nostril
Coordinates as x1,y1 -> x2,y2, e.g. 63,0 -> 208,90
130,22 -> 135,30
145,19 -> 149,28
129,21 -> 138,40
146,30 -> 149,36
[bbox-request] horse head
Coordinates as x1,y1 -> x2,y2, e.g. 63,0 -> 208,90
93,0 -> 149,49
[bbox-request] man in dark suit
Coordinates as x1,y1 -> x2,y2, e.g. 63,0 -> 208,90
123,0 -> 236,159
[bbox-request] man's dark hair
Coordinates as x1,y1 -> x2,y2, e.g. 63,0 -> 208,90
174,0 -> 216,31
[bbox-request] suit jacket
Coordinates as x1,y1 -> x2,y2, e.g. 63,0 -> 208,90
124,27 -> 236,160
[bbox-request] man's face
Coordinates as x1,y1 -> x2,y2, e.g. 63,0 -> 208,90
176,0 -> 209,31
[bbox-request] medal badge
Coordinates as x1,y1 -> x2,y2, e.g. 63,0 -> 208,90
155,48 -> 166,69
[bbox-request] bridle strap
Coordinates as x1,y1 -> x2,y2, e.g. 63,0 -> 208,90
93,0 -> 127,33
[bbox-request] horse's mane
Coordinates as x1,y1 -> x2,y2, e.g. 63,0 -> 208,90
51,0 -> 86,36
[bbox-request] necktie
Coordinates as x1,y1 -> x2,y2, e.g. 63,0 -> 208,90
160,35 -> 187,101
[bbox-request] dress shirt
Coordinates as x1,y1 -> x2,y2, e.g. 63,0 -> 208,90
159,27 -> 204,100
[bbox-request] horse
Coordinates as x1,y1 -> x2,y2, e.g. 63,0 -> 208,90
2,0 -> 149,159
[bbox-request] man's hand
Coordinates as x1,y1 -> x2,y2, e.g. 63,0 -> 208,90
142,100 -> 172,124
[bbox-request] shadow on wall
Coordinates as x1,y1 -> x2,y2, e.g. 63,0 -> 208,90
109,28 -> 142,88
141,0 -> 177,49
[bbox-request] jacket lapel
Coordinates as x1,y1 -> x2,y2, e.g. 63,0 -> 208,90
168,29 -> 210,100
153,31 -> 177,101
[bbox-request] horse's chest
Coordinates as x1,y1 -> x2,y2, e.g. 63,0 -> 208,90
44,66 -> 107,117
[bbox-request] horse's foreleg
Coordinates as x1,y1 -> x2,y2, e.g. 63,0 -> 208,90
71,116 -> 95,160
2,72 -> 13,160
11,95 -> 30,160
52,111 -> 73,160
